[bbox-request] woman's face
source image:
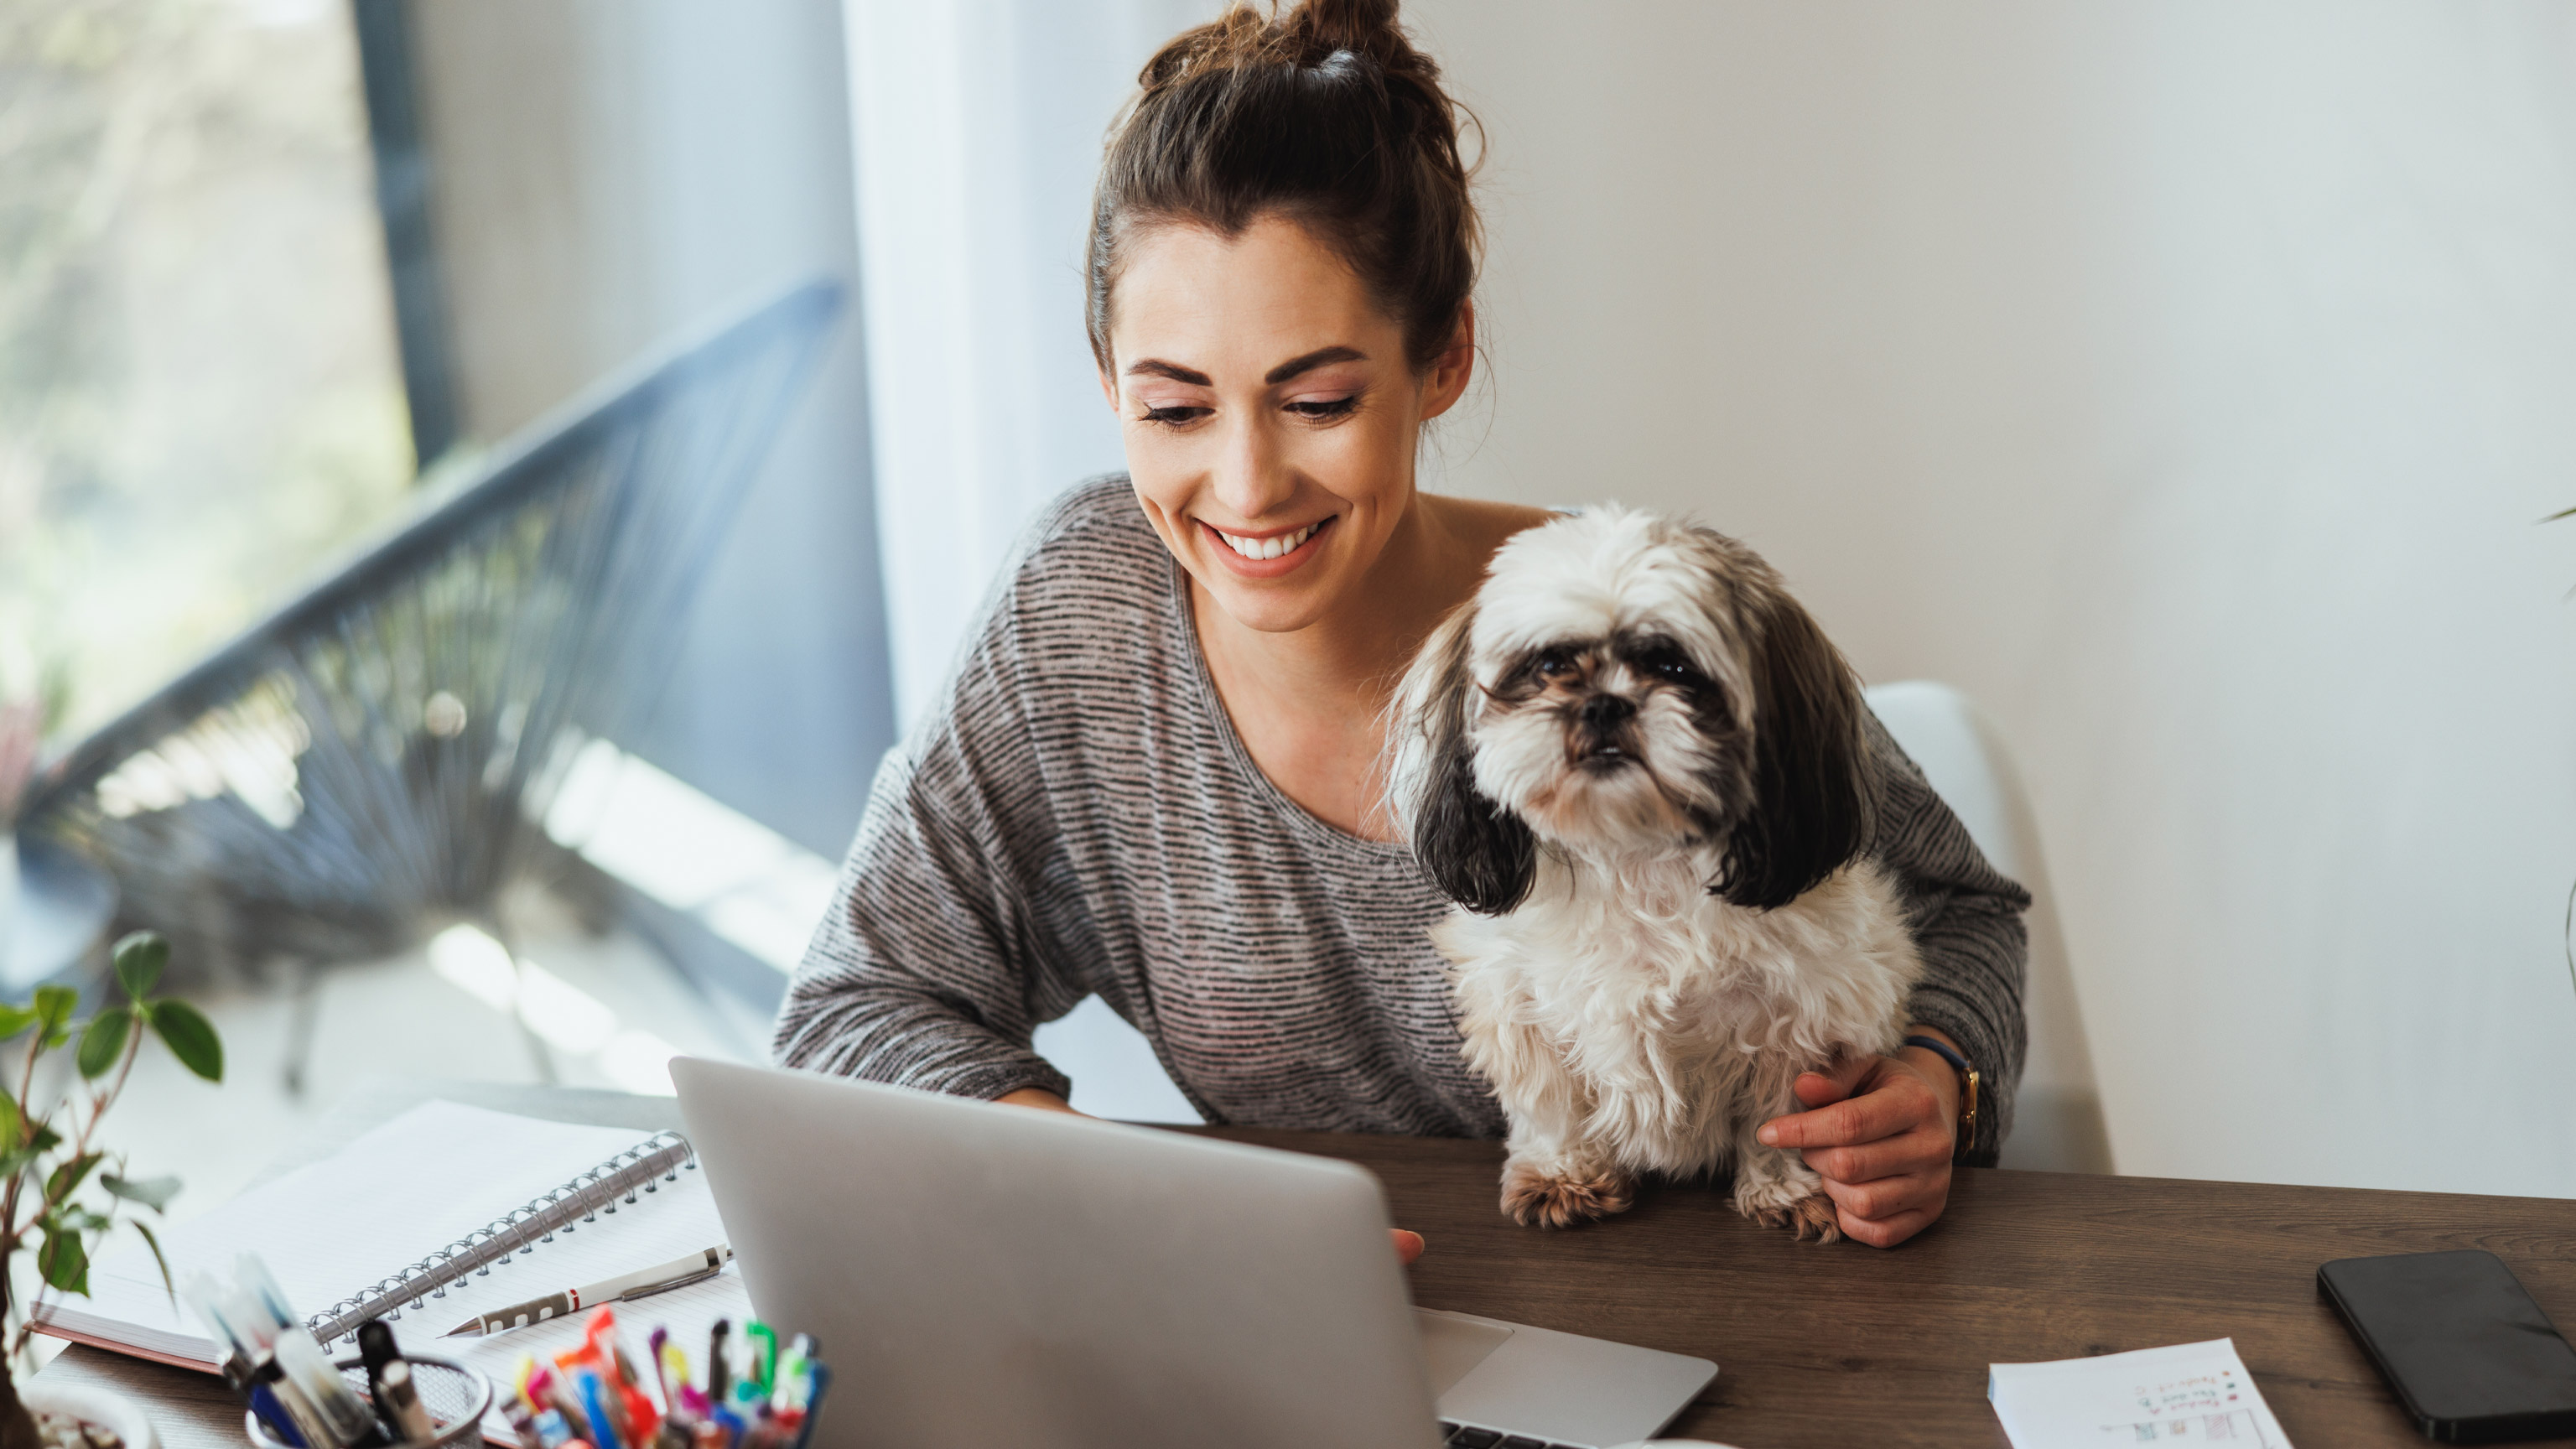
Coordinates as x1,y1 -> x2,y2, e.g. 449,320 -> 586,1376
1103,214 -> 1472,636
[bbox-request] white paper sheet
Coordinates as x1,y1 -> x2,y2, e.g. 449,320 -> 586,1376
1989,1338 -> 2293,1446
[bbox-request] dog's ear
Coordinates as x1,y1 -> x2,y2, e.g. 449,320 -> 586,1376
1388,607 -> 1536,916
1711,582 -> 1873,911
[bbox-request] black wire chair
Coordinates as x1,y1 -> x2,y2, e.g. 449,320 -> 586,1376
19,279 -> 843,1087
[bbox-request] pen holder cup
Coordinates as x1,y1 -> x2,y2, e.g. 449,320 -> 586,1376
243,1357 -> 495,1449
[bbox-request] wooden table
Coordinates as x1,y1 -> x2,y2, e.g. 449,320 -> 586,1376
44,1082 -> 2576,1448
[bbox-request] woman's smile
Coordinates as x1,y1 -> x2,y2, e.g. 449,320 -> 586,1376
1200,515 -> 1335,574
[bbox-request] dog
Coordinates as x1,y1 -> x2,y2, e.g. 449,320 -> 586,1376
1386,506 -> 1921,1243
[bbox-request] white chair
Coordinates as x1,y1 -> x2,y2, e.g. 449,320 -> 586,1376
1863,680 -> 2113,1174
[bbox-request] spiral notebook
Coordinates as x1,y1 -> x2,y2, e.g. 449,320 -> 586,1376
34,1100 -> 747,1377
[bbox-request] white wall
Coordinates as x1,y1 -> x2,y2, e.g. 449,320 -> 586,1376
1405,0 -> 2576,1193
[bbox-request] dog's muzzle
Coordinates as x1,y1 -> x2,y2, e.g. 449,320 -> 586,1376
1572,693 -> 1638,770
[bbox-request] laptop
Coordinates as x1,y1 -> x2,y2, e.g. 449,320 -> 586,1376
670,1057 -> 1716,1449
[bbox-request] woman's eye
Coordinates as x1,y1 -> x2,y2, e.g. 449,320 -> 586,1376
1286,396 -> 1358,420
1140,404 -> 1211,426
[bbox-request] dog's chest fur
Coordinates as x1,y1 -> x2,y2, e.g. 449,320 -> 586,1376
1434,853 -> 1924,1176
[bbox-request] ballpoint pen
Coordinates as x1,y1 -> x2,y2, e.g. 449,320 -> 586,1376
444,1246 -> 732,1337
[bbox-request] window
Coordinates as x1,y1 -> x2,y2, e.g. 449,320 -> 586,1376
0,0 -> 416,740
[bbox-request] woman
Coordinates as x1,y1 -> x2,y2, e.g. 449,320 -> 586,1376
775,0 -> 2028,1250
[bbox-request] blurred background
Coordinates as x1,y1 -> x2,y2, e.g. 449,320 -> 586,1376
4,0 -> 2574,1219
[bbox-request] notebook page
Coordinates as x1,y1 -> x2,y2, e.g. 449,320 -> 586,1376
449,1270 -> 754,1445
38,1101 -> 678,1367
396,1165 -> 726,1341
1989,1338 -> 2293,1447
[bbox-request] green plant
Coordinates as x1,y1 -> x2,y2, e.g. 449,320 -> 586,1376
0,932 -> 221,1449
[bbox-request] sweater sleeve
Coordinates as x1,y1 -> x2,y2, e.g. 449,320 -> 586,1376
769,533 -> 1093,1102
1863,711 -> 2033,1166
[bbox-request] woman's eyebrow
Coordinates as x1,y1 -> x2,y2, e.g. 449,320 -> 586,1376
1264,345 -> 1364,384
1125,359 -> 1212,385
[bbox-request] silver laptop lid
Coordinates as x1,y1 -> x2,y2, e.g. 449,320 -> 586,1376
672,1057 -> 1443,1449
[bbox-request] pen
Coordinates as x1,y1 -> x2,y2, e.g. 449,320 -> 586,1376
356,1323 -> 404,1443
706,1322 -> 730,1403
376,1359 -> 436,1444
445,1247 -> 732,1337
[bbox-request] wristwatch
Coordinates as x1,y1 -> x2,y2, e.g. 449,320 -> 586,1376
1903,1034 -> 1980,1161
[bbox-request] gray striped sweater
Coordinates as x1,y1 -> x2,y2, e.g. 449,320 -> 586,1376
774,477 -> 2032,1163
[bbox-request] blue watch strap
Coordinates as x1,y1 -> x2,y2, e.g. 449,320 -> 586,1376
1903,1033 -> 1968,1076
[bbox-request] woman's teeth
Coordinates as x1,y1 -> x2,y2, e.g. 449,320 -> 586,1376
1215,521 -> 1321,561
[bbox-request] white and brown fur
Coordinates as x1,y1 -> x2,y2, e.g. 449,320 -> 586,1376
1387,506 -> 1920,1243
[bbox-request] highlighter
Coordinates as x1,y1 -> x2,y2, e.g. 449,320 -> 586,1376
788,1366 -> 828,1449
576,1372 -> 626,1449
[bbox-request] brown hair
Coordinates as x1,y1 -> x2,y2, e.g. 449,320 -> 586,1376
1086,0 -> 1480,375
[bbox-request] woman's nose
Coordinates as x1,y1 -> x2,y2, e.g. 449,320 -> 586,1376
1209,413 -> 1294,521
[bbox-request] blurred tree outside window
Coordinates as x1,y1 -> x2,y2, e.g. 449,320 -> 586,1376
0,0 -> 417,752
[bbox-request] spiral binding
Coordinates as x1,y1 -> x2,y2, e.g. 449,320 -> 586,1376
306,1130 -> 697,1346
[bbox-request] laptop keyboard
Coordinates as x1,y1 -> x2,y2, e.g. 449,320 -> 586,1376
1440,1422 -> 1589,1449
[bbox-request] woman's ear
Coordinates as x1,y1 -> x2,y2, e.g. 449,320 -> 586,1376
1388,605 -> 1535,915
1417,302 -> 1477,423
1098,366 -> 1120,413
1712,583 -> 1873,911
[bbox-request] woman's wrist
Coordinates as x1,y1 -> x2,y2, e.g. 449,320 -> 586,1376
1898,1025 -> 1969,1155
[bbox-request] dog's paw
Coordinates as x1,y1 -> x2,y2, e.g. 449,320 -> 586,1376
1749,1192 -> 1843,1244
1499,1162 -> 1635,1228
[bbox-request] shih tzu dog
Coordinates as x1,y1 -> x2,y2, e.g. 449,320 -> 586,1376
1388,506 -> 1920,1243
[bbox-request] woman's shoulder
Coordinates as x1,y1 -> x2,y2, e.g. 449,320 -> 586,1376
974,473 -> 1178,671
1005,473 -> 1167,597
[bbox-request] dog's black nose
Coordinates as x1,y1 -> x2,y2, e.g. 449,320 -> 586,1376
1579,693 -> 1636,730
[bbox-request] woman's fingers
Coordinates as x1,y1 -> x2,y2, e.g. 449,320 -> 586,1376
1759,1073 -> 1919,1150
1828,1201 -> 1938,1249
1391,1228 -> 1425,1265
1790,1053 -> 1872,1109
1800,1122 -> 1946,1186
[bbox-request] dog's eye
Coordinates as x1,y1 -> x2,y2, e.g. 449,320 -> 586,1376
1532,651 -> 1577,680
1633,647 -> 1706,686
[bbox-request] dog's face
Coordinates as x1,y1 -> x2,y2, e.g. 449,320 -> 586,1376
1389,506 -> 1872,915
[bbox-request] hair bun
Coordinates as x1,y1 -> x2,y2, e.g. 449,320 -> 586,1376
1288,0 -> 1408,65
1138,1 -> 1436,93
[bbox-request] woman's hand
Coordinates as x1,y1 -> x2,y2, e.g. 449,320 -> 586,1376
1754,1027 -> 1964,1249
996,1089 -> 1427,1264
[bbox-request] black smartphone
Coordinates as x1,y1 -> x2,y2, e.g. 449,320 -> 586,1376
2319,1249 -> 2576,1444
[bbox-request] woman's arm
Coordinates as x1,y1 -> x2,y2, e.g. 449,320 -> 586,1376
771,702 -> 1089,1102
1757,713 -> 2033,1245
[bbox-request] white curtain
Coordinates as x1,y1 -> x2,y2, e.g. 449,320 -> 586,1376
842,0 -> 1219,731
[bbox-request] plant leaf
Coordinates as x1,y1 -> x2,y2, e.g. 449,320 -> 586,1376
101,1173 -> 180,1213
38,1224 -> 88,1296
0,1088 -> 19,1149
75,1007 -> 132,1080
130,1219 -> 174,1302
45,1152 -> 101,1206
0,1005 -> 36,1042
111,932 -> 168,1000
145,1000 -> 222,1083
34,985 -> 77,1048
